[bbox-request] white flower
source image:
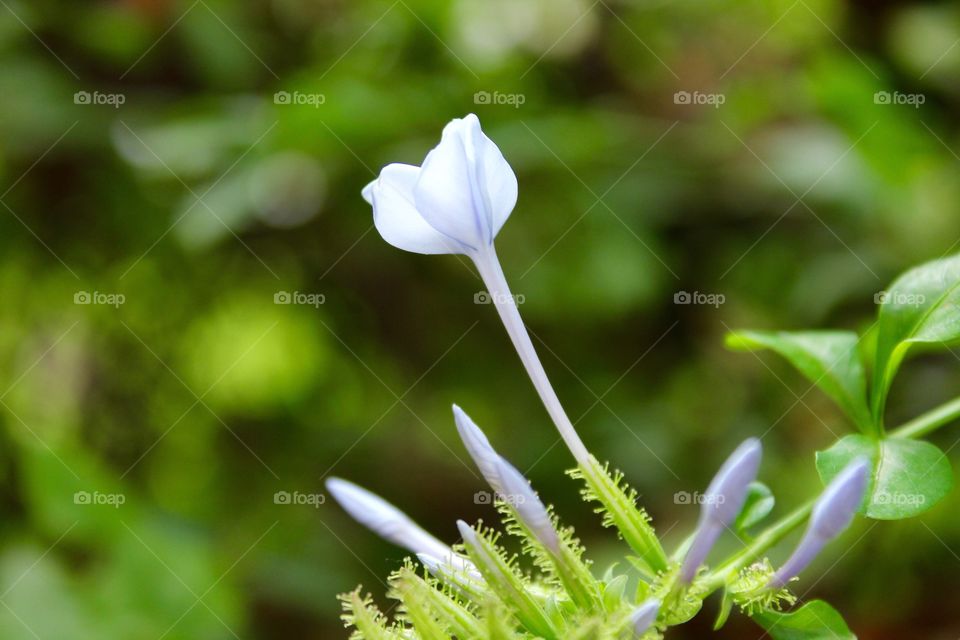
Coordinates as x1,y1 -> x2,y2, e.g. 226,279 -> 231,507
364,115 -> 590,465
362,114 -> 517,256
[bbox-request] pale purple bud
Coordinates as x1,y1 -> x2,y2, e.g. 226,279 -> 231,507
680,438 -> 762,582
810,458 -> 870,539
326,478 -> 456,562
770,458 -> 869,588
629,598 -> 660,637
453,405 -> 504,494
494,456 -> 561,552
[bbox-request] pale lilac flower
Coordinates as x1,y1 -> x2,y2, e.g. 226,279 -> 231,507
629,598 -> 660,637
363,116 -> 589,463
361,114 -> 516,257
325,478 -> 472,572
769,458 -> 869,588
680,438 -> 762,582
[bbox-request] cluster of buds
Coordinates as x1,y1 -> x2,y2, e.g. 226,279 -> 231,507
325,114 -> 871,638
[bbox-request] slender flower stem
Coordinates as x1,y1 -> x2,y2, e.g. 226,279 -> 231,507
701,500 -> 815,594
891,396 -> 960,439
473,248 -> 591,464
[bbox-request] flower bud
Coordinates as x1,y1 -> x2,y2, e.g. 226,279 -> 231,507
453,405 -> 504,494
680,439 -> 762,582
494,456 -> 561,552
629,598 -> 660,637
770,458 -> 869,588
326,478 -> 460,563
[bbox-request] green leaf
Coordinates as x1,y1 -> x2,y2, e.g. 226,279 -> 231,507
752,600 -> 856,639
726,330 -> 872,432
873,254 -> 960,422
735,481 -> 775,532
816,434 -> 953,520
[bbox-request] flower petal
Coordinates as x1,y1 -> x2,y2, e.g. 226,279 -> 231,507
466,114 -> 517,239
414,114 -> 516,249
366,163 -> 463,255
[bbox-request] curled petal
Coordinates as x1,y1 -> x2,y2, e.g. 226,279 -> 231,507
365,163 -> 463,255
414,114 -> 517,250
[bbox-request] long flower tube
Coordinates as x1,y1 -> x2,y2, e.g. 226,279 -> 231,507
362,115 -> 589,464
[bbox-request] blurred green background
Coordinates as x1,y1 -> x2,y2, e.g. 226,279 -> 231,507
1,0 -> 959,637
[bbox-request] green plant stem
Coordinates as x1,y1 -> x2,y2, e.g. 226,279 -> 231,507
701,501 -> 815,594
891,396 -> 960,439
